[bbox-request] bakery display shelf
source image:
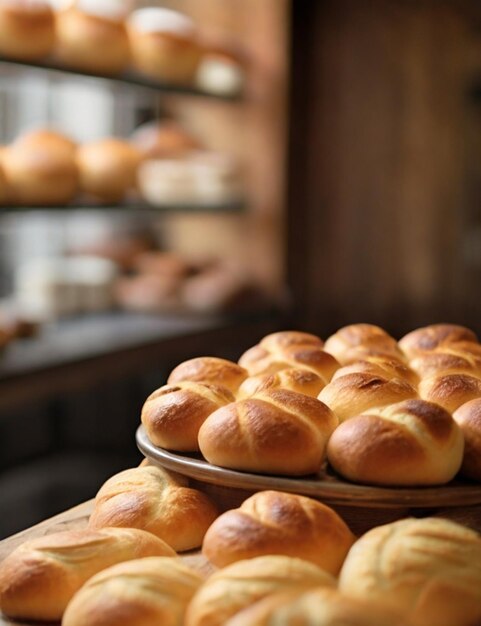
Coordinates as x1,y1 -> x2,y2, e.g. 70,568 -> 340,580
0,197 -> 247,214
0,310 -> 285,412
0,56 -> 243,101
137,425 -> 481,510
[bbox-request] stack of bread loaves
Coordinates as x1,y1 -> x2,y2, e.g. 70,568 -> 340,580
0,1 -> 246,92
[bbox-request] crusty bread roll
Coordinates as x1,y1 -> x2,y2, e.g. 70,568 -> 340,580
89,465 -> 219,551
453,398 -> 481,481
332,355 -> 418,386
323,323 -> 402,364
327,399 -> 464,486
237,368 -> 325,399
167,356 -> 248,394
54,6 -> 130,75
127,8 -> 202,84
339,517 -> 481,626
198,388 -> 338,476
259,330 -> 324,351
3,131 -> 79,205
63,556 -> 203,626
399,323 -> 478,359
185,555 -> 336,626
0,527 -> 175,621
225,587 -> 412,626
318,372 -> 417,422
410,347 -> 481,380
0,0 -> 55,60
76,138 -> 142,203
419,372 -> 481,413
202,490 -> 355,572
130,120 -> 201,160
141,381 -> 234,451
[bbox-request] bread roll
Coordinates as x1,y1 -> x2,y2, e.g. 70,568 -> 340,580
63,556 -> 203,626
185,555 -> 336,626
419,372 -> 481,413
318,372 -> 417,422
198,389 -> 338,476
130,120 -> 201,160
0,0 -> 55,60
202,490 -> 355,572
76,138 -> 142,203
89,465 -> 219,551
12,128 -> 77,155
0,527 -> 175,621
225,587 -> 412,626
332,356 -> 418,386
323,323 -> 402,363
399,323 -> 478,359
54,6 -> 130,75
259,330 -> 324,351
3,136 -> 78,205
327,399 -> 464,486
453,398 -> 481,481
237,368 -> 325,399
167,356 -> 248,394
141,381 -> 234,451
339,517 -> 481,626
410,347 -> 481,380
127,8 -> 202,84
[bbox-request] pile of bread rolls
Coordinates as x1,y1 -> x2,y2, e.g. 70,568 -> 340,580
0,0 -> 245,93
0,123 -> 242,207
142,323 -> 481,486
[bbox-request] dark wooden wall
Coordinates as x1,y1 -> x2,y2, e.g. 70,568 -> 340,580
288,0 -> 481,338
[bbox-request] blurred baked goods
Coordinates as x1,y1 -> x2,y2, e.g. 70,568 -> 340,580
167,356 -> 248,394
53,1 -> 130,75
0,527 -> 175,621
141,381 -> 235,451
198,388 -> 338,475
197,39 -> 246,96
185,555 -> 336,626
115,272 -> 181,313
89,465 -> 219,551
202,490 -> 355,572
127,7 -> 202,84
63,556 -> 203,626
453,398 -> 481,481
237,368 -> 325,399
0,160 -> 10,203
0,0 -> 55,60
130,120 -> 201,160
76,138 -> 142,202
327,399 -> 464,486
339,517 -> 481,626
12,127 -> 77,155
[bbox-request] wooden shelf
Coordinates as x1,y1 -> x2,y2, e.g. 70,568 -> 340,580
0,56 -> 243,101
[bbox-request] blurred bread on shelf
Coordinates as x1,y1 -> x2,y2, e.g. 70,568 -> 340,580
12,127 -> 77,155
130,120 -> 202,160
53,0 -> 131,75
0,0 -> 55,61
133,251 -> 192,279
76,138 -> 142,203
197,38 -> 246,96
127,7 -> 202,84
0,159 -> 11,203
115,272 -> 181,314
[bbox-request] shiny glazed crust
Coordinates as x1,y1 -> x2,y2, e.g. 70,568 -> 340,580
453,398 -> 481,481
167,357 -> 248,394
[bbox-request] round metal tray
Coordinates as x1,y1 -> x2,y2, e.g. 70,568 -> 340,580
136,426 -> 481,509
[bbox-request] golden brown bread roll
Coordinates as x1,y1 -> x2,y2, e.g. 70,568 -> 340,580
399,323 -> 478,359
259,330 -> 324,351
141,381 -> 234,451
339,517 -> 481,626
323,323 -> 402,364
62,556 -> 203,626
418,372 -> 481,413
202,490 -> 355,572
127,8 -> 202,84
0,0 -> 55,60
327,399 -> 464,486
453,398 -> 481,481
130,120 -> 201,160
167,356 -> 248,394
54,6 -> 130,75
76,138 -> 142,203
89,465 -> 219,551
225,587 -> 413,626
237,368 -> 325,399
12,128 -> 77,154
0,527 -> 176,621
198,388 -> 338,476
410,347 -> 481,380
332,356 -> 419,386
318,372 -> 417,422
184,555 -> 336,626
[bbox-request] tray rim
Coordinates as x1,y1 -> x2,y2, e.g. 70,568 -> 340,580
136,426 -> 481,509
